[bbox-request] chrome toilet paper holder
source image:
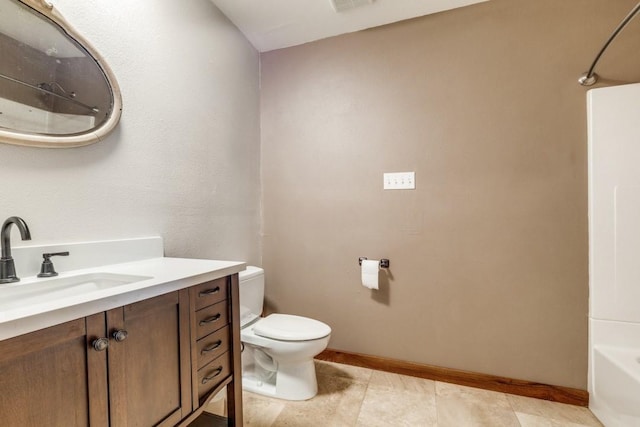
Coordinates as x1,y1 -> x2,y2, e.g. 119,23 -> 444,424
358,257 -> 389,268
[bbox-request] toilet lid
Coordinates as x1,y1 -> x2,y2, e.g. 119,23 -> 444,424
253,314 -> 331,341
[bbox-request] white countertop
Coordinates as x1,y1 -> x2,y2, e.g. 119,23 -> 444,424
0,256 -> 246,341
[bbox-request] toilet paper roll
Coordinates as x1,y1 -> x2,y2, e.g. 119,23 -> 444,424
361,259 -> 380,290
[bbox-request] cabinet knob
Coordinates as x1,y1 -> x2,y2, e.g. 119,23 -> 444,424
92,337 -> 109,352
112,330 -> 128,342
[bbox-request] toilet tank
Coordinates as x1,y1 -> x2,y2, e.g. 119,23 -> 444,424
238,266 -> 264,326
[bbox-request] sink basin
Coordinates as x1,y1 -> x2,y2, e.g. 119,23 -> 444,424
0,273 -> 152,311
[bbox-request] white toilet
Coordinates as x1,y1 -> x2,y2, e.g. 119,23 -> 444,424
239,266 -> 331,401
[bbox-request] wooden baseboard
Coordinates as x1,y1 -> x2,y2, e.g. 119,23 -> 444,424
316,349 -> 589,407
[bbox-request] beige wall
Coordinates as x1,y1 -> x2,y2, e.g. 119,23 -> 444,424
260,0 -> 640,389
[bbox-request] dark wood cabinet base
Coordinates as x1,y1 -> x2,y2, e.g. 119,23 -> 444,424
187,412 -> 228,427
0,273 -> 243,427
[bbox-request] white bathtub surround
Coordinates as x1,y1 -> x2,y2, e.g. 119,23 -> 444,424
588,83 -> 640,427
0,236 -> 245,340
0,97 -> 96,135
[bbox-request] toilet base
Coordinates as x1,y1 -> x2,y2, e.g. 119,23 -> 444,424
242,359 -> 319,401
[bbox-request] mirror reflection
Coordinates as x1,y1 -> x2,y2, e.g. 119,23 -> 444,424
0,0 -> 121,147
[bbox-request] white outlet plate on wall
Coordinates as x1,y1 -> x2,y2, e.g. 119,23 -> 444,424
383,172 -> 415,190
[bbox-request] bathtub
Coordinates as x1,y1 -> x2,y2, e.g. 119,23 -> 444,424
590,345 -> 640,427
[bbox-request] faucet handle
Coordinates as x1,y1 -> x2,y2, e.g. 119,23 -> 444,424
37,251 -> 70,278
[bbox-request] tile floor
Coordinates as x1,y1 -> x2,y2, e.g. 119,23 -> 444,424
240,360 -> 604,427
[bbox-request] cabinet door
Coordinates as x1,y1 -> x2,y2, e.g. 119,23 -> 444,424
107,289 -> 191,427
0,314 -> 109,427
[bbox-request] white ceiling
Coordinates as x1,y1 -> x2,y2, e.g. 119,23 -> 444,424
210,0 -> 488,52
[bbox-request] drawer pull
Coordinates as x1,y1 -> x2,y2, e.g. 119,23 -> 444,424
199,314 -> 221,326
201,340 -> 223,354
199,286 -> 220,297
201,367 -> 223,384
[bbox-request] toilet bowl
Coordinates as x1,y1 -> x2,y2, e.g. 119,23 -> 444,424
239,266 -> 331,401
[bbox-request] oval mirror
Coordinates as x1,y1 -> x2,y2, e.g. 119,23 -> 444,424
0,0 -> 121,148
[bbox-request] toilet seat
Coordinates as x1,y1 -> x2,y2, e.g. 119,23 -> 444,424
254,314 -> 331,341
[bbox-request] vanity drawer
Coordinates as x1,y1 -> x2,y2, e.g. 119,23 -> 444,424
197,351 -> 231,400
197,325 -> 230,369
195,300 -> 229,339
194,277 -> 228,310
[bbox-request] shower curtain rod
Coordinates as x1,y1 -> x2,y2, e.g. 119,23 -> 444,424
579,2 -> 640,86
0,72 -> 99,114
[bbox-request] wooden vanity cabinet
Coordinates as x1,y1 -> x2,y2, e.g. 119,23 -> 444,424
0,291 -> 190,427
0,273 -> 243,427
0,314 -> 108,426
185,274 -> 243,426
106,290 -> 192,427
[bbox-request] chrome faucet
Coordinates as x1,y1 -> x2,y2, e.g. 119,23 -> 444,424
0,216 -> 31,283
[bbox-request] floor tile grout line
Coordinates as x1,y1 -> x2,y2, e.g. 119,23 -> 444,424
502,390 -> 523,427
434,381 -> 440,427
352,375 -> 372,427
